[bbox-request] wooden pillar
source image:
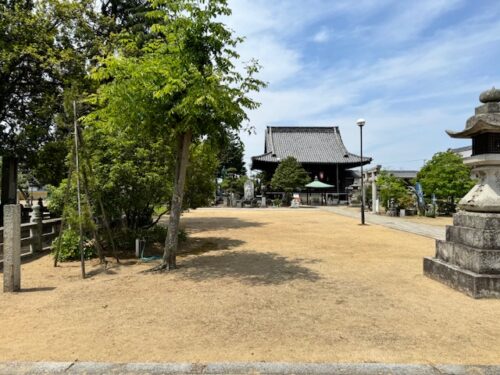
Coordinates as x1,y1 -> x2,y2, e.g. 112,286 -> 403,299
1,157 -> 18,205
1,156 -> 18,226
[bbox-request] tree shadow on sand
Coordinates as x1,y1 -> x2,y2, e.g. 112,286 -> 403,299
177,250 -> 322,286
179,237 -> 245,256
180,217 -> 266,234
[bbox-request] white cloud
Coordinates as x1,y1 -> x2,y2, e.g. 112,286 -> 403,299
312,27 -> 330,43
373,0 -> 465,43
225,0 -> 500,171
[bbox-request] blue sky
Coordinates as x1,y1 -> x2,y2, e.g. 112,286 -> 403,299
223,0 -> 500,172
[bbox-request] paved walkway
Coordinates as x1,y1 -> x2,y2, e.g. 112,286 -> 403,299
0,361 -> 499,375
320,206 -> 446,240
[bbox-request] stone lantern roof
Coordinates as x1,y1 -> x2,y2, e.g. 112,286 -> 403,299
446,87 -> 500,138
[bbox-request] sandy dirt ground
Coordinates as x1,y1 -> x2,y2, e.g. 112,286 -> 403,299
0,208 -> 499,364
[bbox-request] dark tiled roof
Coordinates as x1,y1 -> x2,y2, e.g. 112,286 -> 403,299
388,170 -> 418,179
251,126 -> 371,168
448,145 -> 472,153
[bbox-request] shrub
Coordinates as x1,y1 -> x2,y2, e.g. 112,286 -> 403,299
51,229 -> 96,262
109,225 -> 187,251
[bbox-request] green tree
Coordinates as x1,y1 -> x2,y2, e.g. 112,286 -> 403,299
86,0 -> 265,270
220,167 -> 247,195
376,170 -> 411,210
184,142 -> 219,209
271,157 -> 310,202
218,131 -> 246,177
0,0 -> 92,209
417,151 -> 475,203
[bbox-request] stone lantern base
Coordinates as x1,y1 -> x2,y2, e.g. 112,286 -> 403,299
424,211 -> 500,298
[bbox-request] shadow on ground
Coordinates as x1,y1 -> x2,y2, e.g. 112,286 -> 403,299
178,250 -> 322,285
19,287 -> 56,293
180,216 -> 266,233
179,237 -> 245,256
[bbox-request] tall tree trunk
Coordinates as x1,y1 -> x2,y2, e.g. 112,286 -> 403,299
161,130 -> 192,270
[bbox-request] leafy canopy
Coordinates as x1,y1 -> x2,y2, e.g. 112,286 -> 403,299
86,0 -> 264,144
218,131 -> 246,177
271,157 -> 311,192
0,0 -> 87,160
83,0 -> 265,228
376,170 -> 411,209
417,151 -> 475,199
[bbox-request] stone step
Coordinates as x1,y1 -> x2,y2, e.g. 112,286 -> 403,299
453,211 -> 500,229
423,257 -> 500,298
435,240 -> 500,274
446,225 -> 500,249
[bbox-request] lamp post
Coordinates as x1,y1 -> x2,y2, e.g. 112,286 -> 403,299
357,118 -> 366,225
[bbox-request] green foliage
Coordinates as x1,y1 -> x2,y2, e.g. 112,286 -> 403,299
29,140 -> 69,187
47,178 -> 95,234
51,229 -> 96,262
47,183 -> 67,218
417,151 -> 475,200
0,0 -> 90,161
83,0 -> 265,235
218,131 -> 246,177
397,194 -> 415,210
86,0 -> 265,145
185,142 -> 219,208
84,117 -> 173,229
376,170 -> 411,210
271,157 -> 310,193
220,168 -> 248,195
111,225 -> 187,251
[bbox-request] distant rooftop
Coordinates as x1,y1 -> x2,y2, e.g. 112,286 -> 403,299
251,126 -> 372,169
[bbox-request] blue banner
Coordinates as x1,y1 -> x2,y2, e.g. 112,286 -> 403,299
415,182 -> 424,206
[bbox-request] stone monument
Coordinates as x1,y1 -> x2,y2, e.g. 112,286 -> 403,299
3,205 -> 21,292
244,180 -> 254,201
423,87 -> 500,298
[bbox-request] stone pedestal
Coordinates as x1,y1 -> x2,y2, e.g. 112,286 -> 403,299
424,211 -> 500,298
424,87 -> 500,298
261,196 -> 267,208
30,205 -> 43,253
3,204 -> 21,292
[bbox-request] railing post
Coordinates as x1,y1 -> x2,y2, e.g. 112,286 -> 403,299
30,205 -> 43,253
3,204 -> 21,292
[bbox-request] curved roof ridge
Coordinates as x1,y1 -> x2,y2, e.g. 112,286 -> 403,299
252,125 -> 372,169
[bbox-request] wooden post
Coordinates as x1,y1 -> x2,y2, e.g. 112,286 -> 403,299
74,101 -> 85,279
3,204 -> 21,292
1,157 -> 18,226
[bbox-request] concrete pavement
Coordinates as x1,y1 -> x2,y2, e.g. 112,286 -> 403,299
0,361 -> 499,375
320,206 -> 446,240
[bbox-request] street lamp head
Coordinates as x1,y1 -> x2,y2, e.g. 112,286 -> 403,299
356,118 -> 366,127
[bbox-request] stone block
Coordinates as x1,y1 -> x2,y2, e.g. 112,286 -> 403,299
3,204 -> 21,292
424,257 -> 500,298
446,225 -> 500,249
453,211 -> 500,229
475,102 -> 500,114
30,205 -> 43,253
435,240 -> 500,274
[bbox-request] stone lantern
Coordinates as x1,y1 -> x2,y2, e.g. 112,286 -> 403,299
423,87 -> 500,298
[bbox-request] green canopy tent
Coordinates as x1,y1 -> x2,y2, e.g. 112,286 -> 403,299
305,177 -> 335,205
